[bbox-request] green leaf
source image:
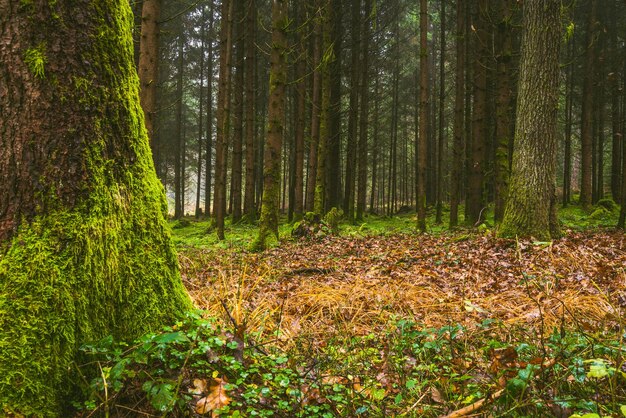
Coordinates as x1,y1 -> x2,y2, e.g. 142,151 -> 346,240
620,405 -> 626,417
153,331 -> 189,344
585,359 -> 609,378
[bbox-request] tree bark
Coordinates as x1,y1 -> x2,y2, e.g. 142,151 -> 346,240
293,1 -> 306,221
305,8 -> 321,212
494,1 -> 513,223
213,0 -> 234,239
435,0 -> 445,225
580,0 -> 597,209
466,0 -> 487,226
356,0 -> 370,221
204,0 -> 215,217
231,0 -> 244,223
449,0 -> 465,227
499,0 -> 561,240
0,1 -> 191,413
417,0 -> 428,231
254,0 -> 288,250
243,0 -> 257,220
138,0 -> 161,159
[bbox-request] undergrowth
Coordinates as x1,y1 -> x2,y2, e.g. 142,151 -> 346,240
75,311 -> 626,417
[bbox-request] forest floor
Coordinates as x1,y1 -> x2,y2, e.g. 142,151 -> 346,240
165,205 -> 626,417
76,205 -> 626,417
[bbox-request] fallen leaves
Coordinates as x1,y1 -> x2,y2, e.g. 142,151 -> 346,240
191,377 -> 232,415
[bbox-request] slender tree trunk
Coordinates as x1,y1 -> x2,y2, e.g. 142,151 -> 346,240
231,0 -> 244,223
204,0 -> 215,217
0,1 -> 191,412
356,0 -> 371,221
499,0 -> 561,240
195,10 -> 206,218
213,0 -> 234,239
435,0 -> 445,224
314,1 -> 332,215
138,0 -> 161,161
416,0 -> 428,231
580,0 -> 597,209
243,0 -> 257,220
449,0 -> 465,227
344,0 -> 360,220
292,12 -> 306,221
610,3 -> 622,203
493,1 -> 513,223
326,0 -> 343,210
305,10 -> 321,212
174,33 -> 184,219
563,39 -> 573,207
254,0 -> 288,250
466,0 -> 487,225
370,70 -> 380,213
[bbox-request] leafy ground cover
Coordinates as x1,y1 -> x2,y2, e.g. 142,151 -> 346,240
76,204 -> 626,417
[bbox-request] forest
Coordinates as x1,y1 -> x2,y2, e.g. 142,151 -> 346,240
0,0 -> 625,417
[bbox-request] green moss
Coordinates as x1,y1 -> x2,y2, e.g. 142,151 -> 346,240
0,2 -> 191,416
24,44 -> 47,78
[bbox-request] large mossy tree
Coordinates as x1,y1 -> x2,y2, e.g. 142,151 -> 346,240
498,0 -> 561,240
0,0 -> 192,415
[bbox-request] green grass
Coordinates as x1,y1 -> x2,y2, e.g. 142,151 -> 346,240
169,200 -> 622,251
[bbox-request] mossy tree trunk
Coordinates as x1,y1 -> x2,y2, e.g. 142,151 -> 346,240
0,0 -> 192,415
254,0 -> 288,250
498,0 -> 561,240
314,1 -> 332,216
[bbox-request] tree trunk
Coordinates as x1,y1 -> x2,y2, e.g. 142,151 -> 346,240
0,1 -> 191,414
195,8 -> 206,218
580,0 -> 597,209
231,0 -> 244,223
204,0 -> 215,217
213,0 -> 234,239
314,2 -> 332,215
326,0 -> 343,211
493,1 -> 513,223
243,0 -> 257,220
417,0 -> 428,231
343,0 -> 360,220
138,0 -> 161,160
466,0 -> 487,226
293,1 -> 306,221
449,0 -> 465,227
356,0 -> 371,221
610,2 -> 622,203
563,39 -> 573,207
174,33 -> 185,219
499,0 -> 561,240
305,10 -> 321,212
254,0 -> 288,250
435,0 -> 445,225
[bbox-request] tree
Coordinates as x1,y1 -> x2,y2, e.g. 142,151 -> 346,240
449,0 -> 465,227
138,0 -> 161,157
213,0 -> 234,239
254,0 -> 288,250
579,0 -> 597,209
498,0 -> 561,240
417,0 -> 428,232
0,1 -> 191,414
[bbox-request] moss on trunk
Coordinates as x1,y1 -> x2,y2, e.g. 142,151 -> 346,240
0,1 -> 191,415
